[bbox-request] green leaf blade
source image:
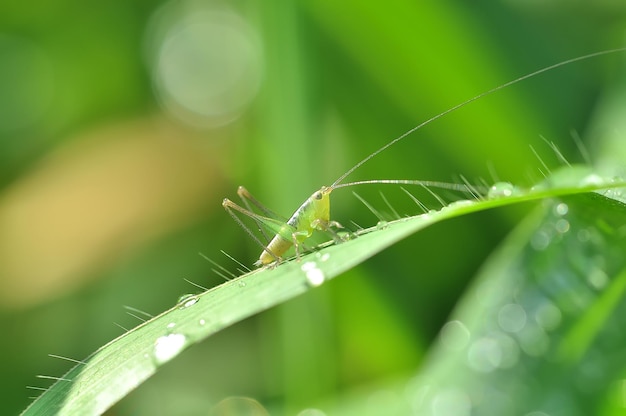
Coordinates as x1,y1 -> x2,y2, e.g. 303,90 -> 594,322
21,173 -> 626,415
409,193 -> 626,416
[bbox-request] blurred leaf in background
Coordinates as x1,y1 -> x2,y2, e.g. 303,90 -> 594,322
2,0 -> 625,414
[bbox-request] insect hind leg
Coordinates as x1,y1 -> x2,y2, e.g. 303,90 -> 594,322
236,186 -> 288,241
222,198 -> 283,265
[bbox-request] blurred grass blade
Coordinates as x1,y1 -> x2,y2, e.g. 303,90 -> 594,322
21,170 -> 626,415
409,193 -> 626,416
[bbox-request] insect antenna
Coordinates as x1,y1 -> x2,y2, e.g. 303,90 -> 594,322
334,179 -> 471,191
330,48 -> 626,188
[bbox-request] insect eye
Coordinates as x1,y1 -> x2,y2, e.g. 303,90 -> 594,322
314,191 -> 322,200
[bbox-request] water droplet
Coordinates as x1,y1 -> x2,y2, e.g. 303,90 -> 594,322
301,261 -> 325,287
177,294 -> 199,309
153,333 -> 187,365
440,320 -> 471,351
488,182 -> 515,199
467,337 -> 502,373
166,322 -> 176,330
376,220 -> 388,230
498,303 -> 527,333
315,252 -> 330,262
238,281 -> 246,288
431,389 -> 471,416
199,319 -> 206,326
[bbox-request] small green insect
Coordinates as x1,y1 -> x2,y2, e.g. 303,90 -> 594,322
223,185 -> 337,266
223,48 -> 625,267
223,179 -> 463,266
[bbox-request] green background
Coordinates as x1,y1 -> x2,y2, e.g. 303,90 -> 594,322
1,1 -> 625,414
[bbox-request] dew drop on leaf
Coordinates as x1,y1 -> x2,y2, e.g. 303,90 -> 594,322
301,261 -> 325,287
153,333 -> 187,365
488,182 -> 515,199
177,294 -> 199,309
315,252 -> 330,262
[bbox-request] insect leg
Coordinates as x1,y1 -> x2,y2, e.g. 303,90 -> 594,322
235,186 -> 288,241
222,198 -> 284,263
311,218 -> 351,243
237,186 -> 288,221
